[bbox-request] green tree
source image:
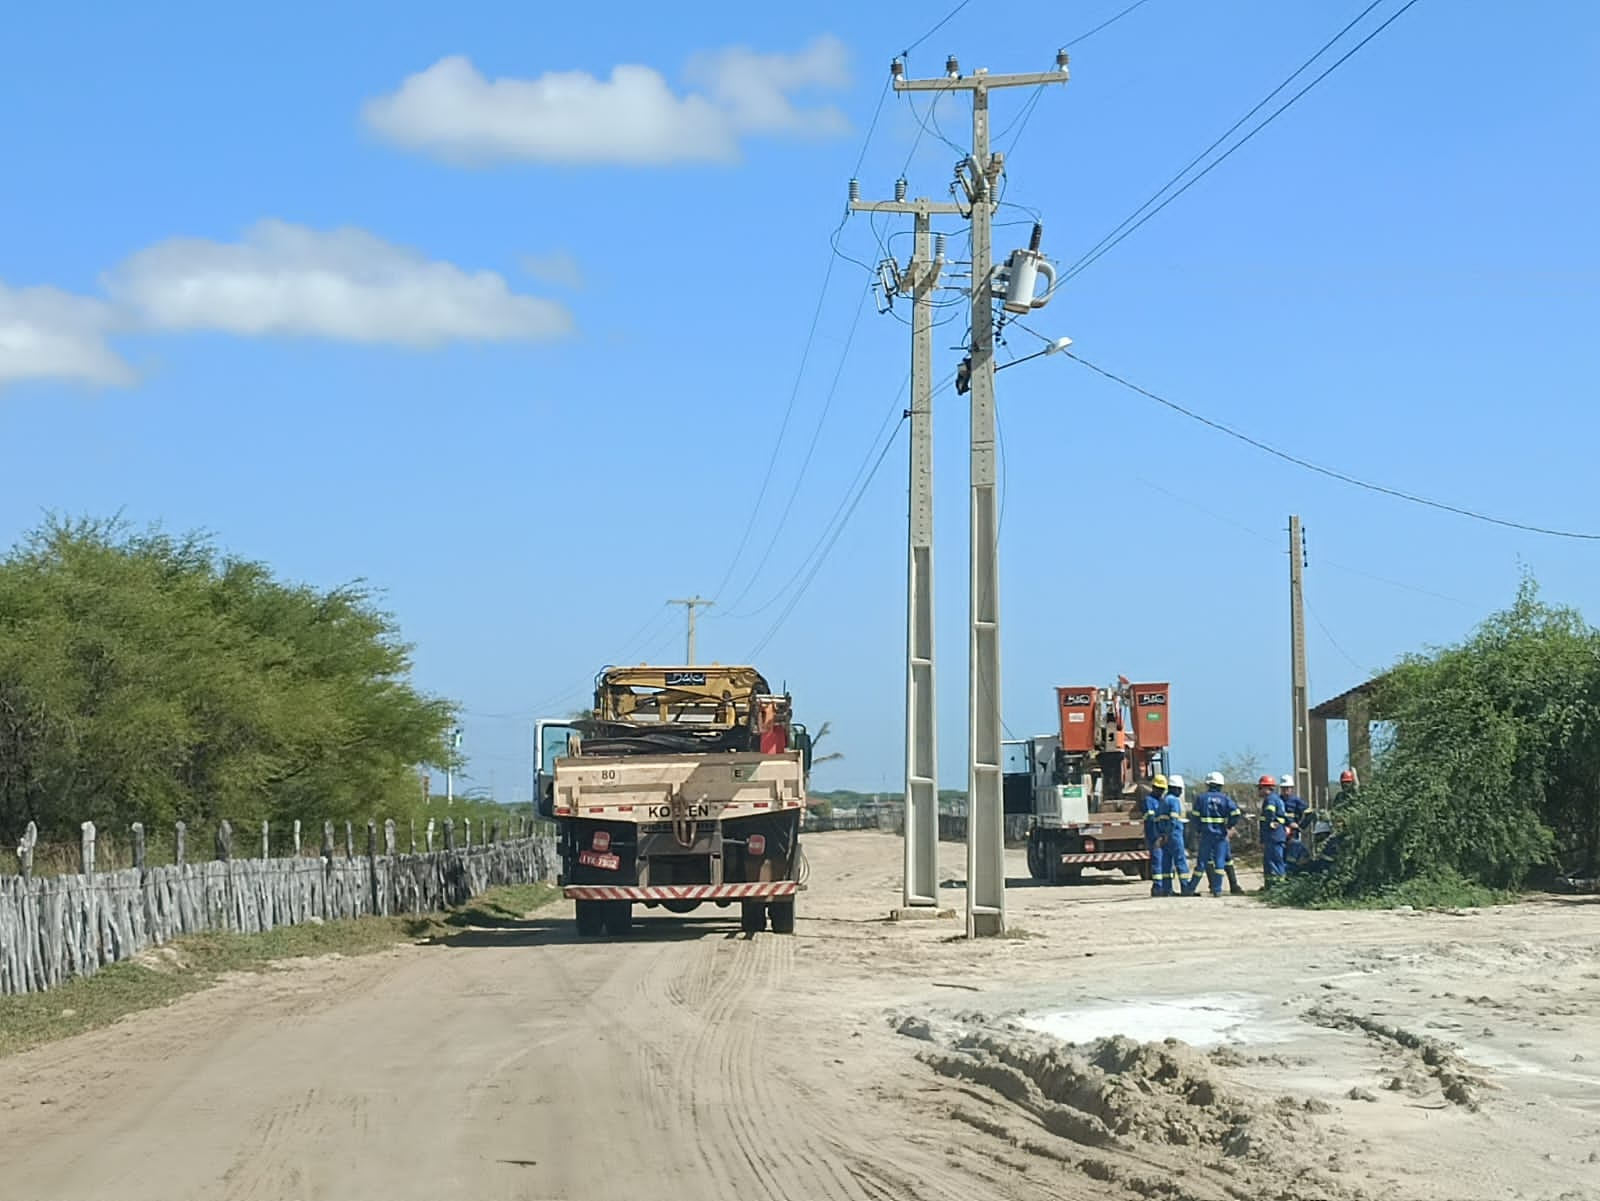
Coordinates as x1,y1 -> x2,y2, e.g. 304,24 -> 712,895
0,516 -> 457,839
1289,577 -> 1600,902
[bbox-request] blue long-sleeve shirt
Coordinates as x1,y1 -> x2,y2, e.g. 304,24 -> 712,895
1260,791 -> 1288,844
1194,788 -> 1237,837
1142,791 -> 1164,841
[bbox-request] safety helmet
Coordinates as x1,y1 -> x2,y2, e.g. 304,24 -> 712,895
1151,773 -> 1168,790
1340,769 -> 1356,784
1279,774 -> 1294,789
1168,774 -> 1185,790
1205,771 -> 1225,787
1258,775 -> 1276,788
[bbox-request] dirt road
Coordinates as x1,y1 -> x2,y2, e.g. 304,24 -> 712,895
3,831 -> 1599,1201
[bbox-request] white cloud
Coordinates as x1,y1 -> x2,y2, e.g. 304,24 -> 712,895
0,282 -> 132,388
106,220 -> 573,346
521,250 -> 584,291
362,36 -> 850,166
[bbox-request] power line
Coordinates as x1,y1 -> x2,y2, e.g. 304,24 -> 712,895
997,0 -> 1161,155
724,374 -> 915,621
746,415 -> 908,660
900,0 -> 973,57
1064,0 -> 1424,283
719,280 -> 875,612
1064,349 -> 1600,541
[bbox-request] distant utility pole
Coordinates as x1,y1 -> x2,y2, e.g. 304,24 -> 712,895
894,52 -> 1070,938
447,725 -> 462,806
669,597 -> 713,665
850,180 -> 961,913
1289,516 -> 1312,803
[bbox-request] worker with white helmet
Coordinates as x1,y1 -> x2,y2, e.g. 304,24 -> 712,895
1185,771 -> 1240,897
1143,774 -> 1169,896
1163,775 -> 1189,897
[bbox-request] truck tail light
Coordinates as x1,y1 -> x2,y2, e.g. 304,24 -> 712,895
592,830 -> 611,852
747,834 -> 766,856
1082,838 -> 1096,852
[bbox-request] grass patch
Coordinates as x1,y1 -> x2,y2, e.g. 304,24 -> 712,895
1266,869 -> 1518,911
0,882 -> 559,1058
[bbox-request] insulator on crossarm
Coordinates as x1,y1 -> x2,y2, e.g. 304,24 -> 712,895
894,177 -> 908,202
934,233 -> 947,260
848,178 -> 861,203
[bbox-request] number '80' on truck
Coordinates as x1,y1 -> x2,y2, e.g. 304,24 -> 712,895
535,665 -> 813,938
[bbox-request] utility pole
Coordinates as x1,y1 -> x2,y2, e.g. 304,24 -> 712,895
850,181 -> 962,912
1289,516 -> 1312,804
669,597 -> 713,664
895,53 -> 1069,938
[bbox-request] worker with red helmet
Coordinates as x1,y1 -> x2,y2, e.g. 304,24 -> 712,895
1258,774 -> 1288,886
1332,768 -> 1359,811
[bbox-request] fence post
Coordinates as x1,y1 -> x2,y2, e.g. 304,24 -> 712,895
322,821 -> 335,859
426,818 -> 435,853
216,820 -> 233,862
491,819 -> 501,844
261,820 -> 270,860
409,819 -> 416,854
81,821 -> 96,875
444,818 -> 456,851
293,819 -> 302,857
175,821 -> 186,866
345,821 -> 355,861
463,817 -> 472,848
131,822 -> 146,871
384,819 -> 397,857
367,821 -> 379,915
19,821 -> 37,880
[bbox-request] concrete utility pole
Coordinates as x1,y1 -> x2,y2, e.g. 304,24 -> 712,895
1289,516 -> 1313,803
665,598 -> 710,668
447,725 -> 462,806
895,53 -> 1069,938
850,182 -> 962,912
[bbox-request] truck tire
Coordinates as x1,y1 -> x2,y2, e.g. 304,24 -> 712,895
661,900 -> 701,915
575,901 -> 605,938
740,901 -> 768,933
768,900 -> 796,935
1026,836 -> 1049,881
603,901 -> 633,936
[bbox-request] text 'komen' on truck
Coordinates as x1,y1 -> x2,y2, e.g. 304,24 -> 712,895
535,665 -> 813,937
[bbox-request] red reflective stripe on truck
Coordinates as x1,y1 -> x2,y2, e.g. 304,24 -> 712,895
564,881 -> 800,902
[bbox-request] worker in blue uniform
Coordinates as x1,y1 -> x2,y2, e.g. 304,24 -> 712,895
1184,771 -> 1239,896
1258,774 -> 1288,887
1164,775 -> 1189,896
1281,773 -> 1309,855
1143,774 -> 1168,897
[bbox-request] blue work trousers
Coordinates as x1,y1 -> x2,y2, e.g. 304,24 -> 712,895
1262,837 -> 1287,882
1146,835 -> 1167,895
1168,827 -> 1189,884
1199,835 -> 1230,896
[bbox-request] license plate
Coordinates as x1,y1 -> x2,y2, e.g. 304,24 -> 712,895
578,850 -> 621,871
1080,825 -> 1103,835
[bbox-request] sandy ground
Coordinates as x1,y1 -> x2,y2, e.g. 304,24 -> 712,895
2,830 -> 1598,1201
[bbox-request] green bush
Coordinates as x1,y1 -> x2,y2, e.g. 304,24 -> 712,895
1291,577 -> 1600,905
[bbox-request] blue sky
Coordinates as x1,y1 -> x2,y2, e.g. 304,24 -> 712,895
3,1 -> 1596,799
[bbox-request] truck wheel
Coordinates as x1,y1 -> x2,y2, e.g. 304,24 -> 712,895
575,901 -> 605,938
603,901 -> 633,936
1059,867 -> 1083,884
740,901 -> 768,933
768,900 -> 796,935
1026,837 -> 1048,881
661,900 -> 701,915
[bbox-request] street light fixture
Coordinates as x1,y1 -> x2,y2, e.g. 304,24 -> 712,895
996,335 -> 1072,371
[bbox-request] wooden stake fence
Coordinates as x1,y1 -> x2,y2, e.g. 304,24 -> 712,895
0,820 -> 556,996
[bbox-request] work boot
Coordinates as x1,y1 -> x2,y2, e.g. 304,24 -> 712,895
1225,864 -> 1245,895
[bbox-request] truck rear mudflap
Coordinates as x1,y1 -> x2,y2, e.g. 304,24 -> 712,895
565,881 -> 799,902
